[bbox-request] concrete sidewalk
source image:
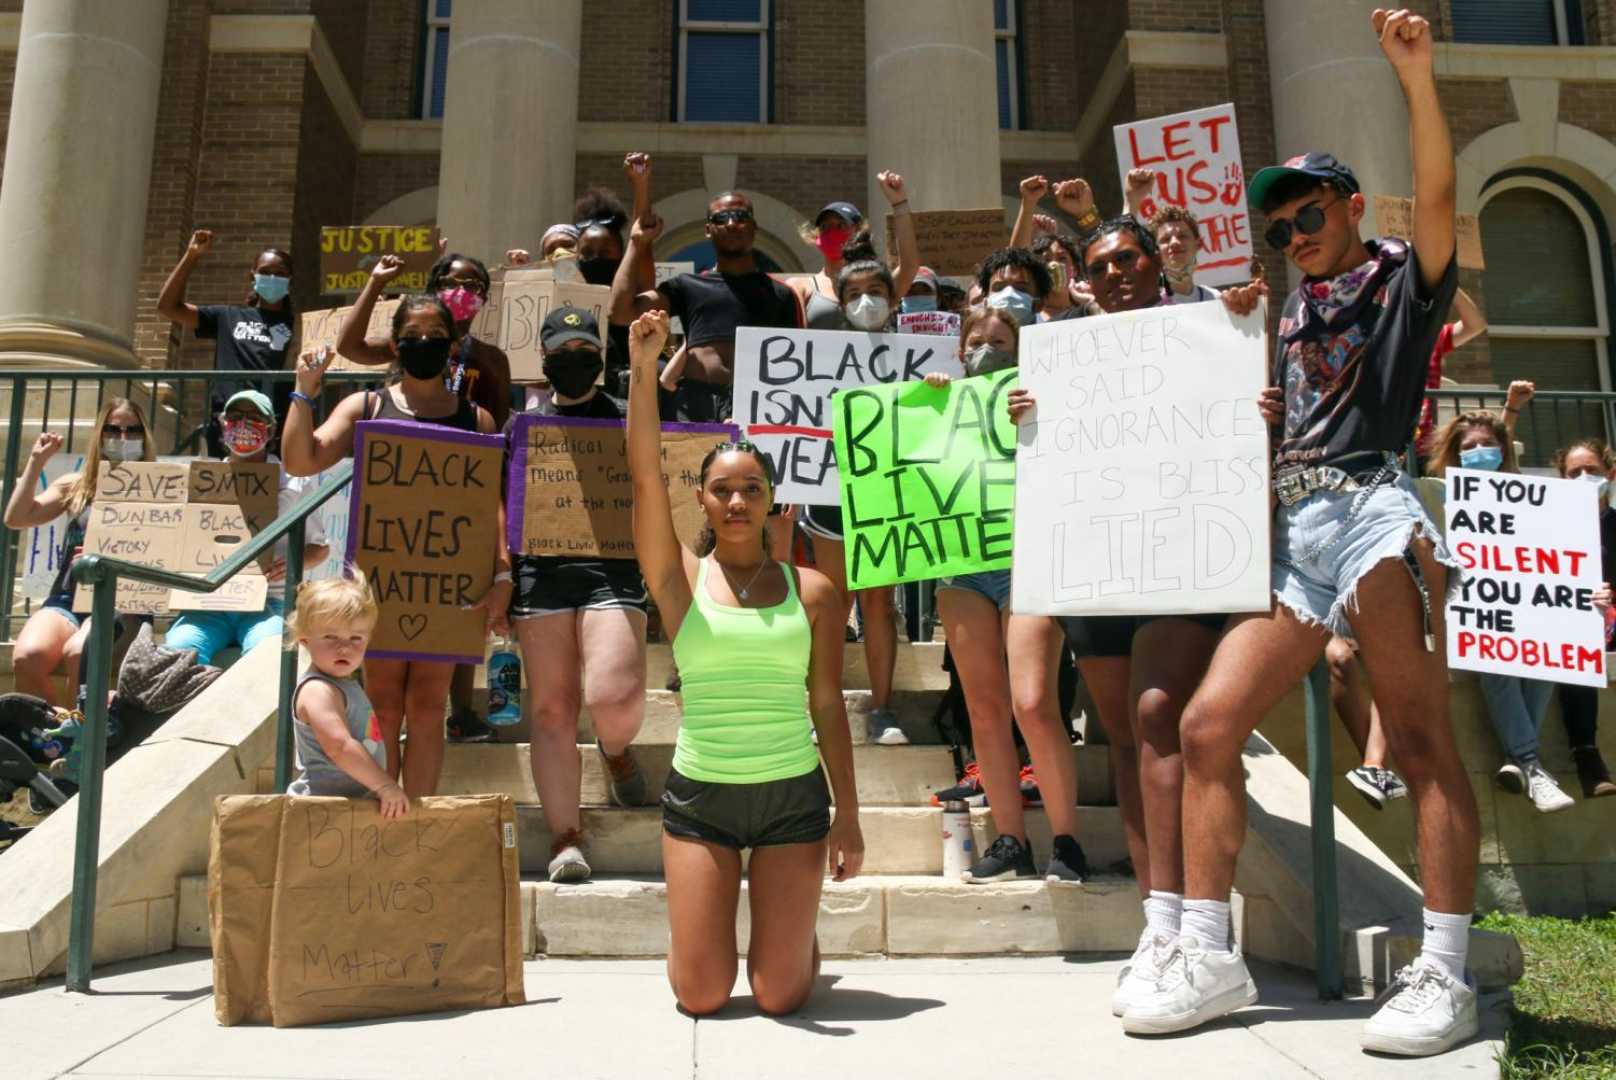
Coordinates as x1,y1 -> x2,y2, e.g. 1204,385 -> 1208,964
11,951 -> 1508,1080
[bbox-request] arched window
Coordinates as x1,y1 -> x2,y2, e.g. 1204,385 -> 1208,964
1480,174 -> 1611,458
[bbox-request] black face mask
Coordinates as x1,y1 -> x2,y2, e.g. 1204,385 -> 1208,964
544,351 -> 604,399
397,336 -> 452,380
577,255 -> 620,286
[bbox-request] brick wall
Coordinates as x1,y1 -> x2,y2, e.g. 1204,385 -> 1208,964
1074,5 -> 1128,112
294,67 -> 358,304
181,51 -> 309,372
361,0 -> 419,120
1019,0 -> 1078,131
732,153 -> 867,226
1130,0 -> 1224,33
1439,77 -> 1516,150
1222,0 -> 1287,298
132,0 -> 211,370
773,0 -> 863,126
580,0 -> 673,123
311,0 -> 367,93
1558,80 -> 1616,141
354,152 -> 440,224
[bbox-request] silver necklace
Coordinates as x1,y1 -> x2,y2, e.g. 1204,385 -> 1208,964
717,557 -> 767,601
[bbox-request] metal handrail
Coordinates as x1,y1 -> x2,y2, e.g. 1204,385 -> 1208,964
63,459 -> 353,992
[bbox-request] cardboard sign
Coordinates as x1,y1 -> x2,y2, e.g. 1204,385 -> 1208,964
345,421 -> 505,663
469,268 -> 610,382
208,794 -> 525,1027
884,208 -> 1007,277
833,368 -> 1018,589
73,461 -> 279,615
506,414 -> 737,559
1371,195 -> 1485,270
1012,301 -> 1271,616
1113,103 -> 1253,288
733,327 -> 957,505
318,226 -> 441,295
896,311 -> 961,337
1446,468 -> 1605,686
300,300 -> 401,373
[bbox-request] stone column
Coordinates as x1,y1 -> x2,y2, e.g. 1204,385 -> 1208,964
0,0 -> 169,367
1264,0 -> 1412,244
864,0 -> 1001,242
437,0 -> 581,267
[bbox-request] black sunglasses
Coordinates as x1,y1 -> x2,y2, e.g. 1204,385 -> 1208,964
708,208 -> 753,226
103,423 -> 144,437
1264,197 -> 1337,251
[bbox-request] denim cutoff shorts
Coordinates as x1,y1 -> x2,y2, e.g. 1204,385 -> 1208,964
1272,471 -> 1456,644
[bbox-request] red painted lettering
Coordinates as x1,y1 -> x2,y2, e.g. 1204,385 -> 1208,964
1128,128 -> 1165,167
1162,121 -> 1193,160
1200,114 -> 1233,154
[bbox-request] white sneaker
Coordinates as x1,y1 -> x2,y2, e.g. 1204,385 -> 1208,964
1120,934 -> 1257,1034
547,840 -> 591,884
1495,760 -> 1526,794
1111,930 -> 1175,1017
865,708 -> 909,746
1525,763 -> 1575,813
1361,958 -> 1479,1057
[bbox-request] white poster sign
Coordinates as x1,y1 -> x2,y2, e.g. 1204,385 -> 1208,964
733,327 -> 957,504
1446,468 -> 1606,687
1113,103 -> 1252,288
1011,301 -> 1270,616
20,454 -> 85,601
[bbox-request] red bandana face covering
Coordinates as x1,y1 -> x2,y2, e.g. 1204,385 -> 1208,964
222,418 -> 271,456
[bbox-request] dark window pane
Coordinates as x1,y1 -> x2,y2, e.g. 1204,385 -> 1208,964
688,0 -> 762,21
994,0 -> 1010,31
996,39 -> 1012,130
435,0 -> 451,18
685,32 -> 761,122
1450,0 -> 1557,44
1489,338 -> 1607,463
1481,187 -> 1598,327
429,27 -> 449,119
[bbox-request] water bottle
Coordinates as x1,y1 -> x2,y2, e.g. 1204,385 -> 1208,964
941,799 -> 973,881
487,637 -> 522,727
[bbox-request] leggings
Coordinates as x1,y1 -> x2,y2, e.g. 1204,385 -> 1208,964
1558,683 -> 1601,748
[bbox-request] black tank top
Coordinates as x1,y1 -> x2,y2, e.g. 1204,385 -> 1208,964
365,387 -> 481,432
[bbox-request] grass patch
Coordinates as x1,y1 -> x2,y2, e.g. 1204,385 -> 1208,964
1479,912 -> 1616,1079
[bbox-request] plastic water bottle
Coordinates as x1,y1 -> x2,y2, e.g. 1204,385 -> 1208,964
487,638 -> 522,727
942,799 -> 973,881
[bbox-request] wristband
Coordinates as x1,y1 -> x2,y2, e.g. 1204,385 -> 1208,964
289,390 -> 316,408
1075,207 -> 1102,232
493,570 -> 513,584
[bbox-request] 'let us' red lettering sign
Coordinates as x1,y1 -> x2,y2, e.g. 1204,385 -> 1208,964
1113,103 -> 1252,288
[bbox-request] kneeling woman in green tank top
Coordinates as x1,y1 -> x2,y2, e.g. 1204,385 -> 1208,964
626,308 -> 864,1017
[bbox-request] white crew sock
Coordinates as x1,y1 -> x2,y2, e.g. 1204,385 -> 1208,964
1182,898 -> 1232,952
1419,908 -> 1471,982
1143,891 -> 1183,937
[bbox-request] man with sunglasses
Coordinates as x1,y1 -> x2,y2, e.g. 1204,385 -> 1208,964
1122,9 -> 1481,1059
608,189 -> 801,423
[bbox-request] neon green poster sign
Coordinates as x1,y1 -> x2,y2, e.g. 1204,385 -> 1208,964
833,368 -> 1018,589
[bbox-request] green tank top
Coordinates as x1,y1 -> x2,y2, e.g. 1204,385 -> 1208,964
670,558 -> 821,783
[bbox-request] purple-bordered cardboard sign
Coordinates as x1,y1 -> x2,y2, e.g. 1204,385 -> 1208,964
346,419 -> 506,663
505,414 -> 738,558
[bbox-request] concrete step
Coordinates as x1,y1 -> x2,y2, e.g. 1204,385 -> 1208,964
399,741 -> 1112,809
513,804 -> 1128,877
175,873 -> 1145,960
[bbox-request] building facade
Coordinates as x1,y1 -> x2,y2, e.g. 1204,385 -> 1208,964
0,0 -> 1612,404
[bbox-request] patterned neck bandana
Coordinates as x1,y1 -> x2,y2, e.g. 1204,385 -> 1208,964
1286,238 -> 1407,340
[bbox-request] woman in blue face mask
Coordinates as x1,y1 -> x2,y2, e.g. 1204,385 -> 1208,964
157,229 -> 295,457
1427,411 -> 1578,813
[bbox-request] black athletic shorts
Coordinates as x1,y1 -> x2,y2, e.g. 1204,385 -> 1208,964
510,556 -> 647,618
661,766 -> 832,849
1060,613 -> 1228,659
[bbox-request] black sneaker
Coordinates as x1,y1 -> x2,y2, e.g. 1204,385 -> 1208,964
965,833 -> 1036,883
1045,834 -> 1088,883
447,707 -> 496,743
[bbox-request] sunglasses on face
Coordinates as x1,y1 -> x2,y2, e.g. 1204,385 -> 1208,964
103,424 -> 144,437
1264,197 -> 1337,251
708,209 -> 754,226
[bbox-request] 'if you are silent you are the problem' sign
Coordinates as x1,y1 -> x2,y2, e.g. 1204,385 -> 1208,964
1445,468 -> 1606,686
1011,301 -> 1271,616
345,421 -> 504,663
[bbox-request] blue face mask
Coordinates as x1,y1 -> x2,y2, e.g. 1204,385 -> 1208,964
1460,445 -> 1503,472
987,285 -> 1035,327
253,273 -> 290,303
901,294 -> 938,314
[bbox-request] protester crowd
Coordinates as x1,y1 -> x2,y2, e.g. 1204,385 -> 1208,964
14,5 -> 1616,1058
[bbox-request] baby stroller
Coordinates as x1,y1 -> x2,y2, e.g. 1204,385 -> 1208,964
0,731 -> 70,846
